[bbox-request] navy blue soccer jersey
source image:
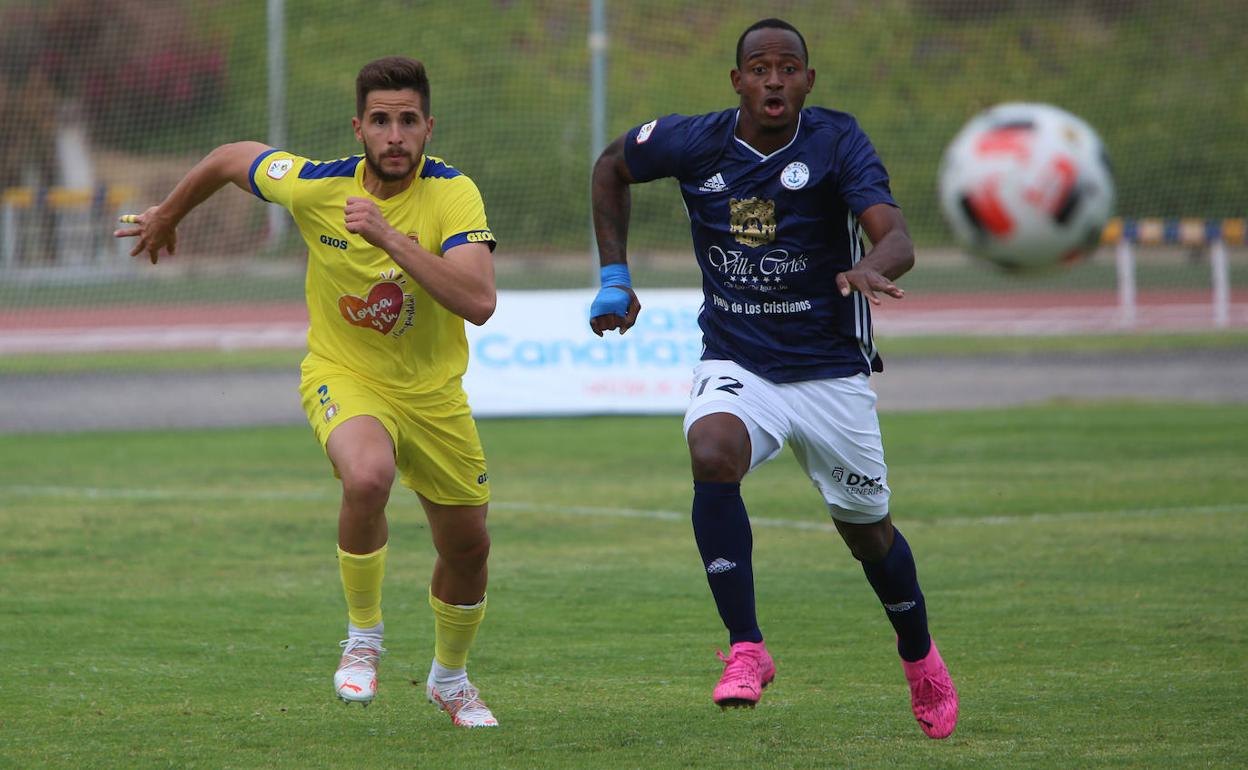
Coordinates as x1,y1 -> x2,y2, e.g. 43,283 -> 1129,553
624,108 -> 898,383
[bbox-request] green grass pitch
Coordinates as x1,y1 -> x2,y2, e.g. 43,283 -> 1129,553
1,404 -> 1245,768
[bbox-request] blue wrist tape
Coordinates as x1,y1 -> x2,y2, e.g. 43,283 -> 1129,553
589,263 -> 633,319
599,263 -> 632,289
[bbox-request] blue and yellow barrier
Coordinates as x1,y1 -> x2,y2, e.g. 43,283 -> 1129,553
1101,217 -> 1247,246
2,186 -> 134,211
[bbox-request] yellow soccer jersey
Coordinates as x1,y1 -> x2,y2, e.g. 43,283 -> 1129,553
249,150 -> 496,401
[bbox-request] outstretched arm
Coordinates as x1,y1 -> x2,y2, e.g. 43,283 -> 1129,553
113,141 -> 272,264
589,133 -> 642,336
835,203 -> 915,305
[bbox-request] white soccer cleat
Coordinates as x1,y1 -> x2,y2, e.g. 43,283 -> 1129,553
427,679 -> 499,727
334,637 -> 384,706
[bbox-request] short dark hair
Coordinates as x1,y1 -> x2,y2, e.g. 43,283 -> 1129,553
355,56 -> 431,117
735,18 -> 809,69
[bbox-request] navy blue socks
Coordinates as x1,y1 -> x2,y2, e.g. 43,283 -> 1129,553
861,528 -> 932,662
691,480 -> 762,645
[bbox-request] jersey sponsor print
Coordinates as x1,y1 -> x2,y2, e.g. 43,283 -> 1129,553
624,108 -> 897,383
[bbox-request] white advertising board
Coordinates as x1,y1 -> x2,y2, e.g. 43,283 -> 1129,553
464,289 -> 704,416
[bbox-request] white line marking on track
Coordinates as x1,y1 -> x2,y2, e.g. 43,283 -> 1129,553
2,485 -> 1243,530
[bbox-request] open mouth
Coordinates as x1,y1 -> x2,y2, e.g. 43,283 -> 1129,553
763,96 -> 785,118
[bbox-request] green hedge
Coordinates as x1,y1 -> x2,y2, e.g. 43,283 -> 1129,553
87,1 -> 1248,250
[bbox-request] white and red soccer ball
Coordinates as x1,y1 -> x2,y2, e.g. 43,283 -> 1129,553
938,102 -> 1115,270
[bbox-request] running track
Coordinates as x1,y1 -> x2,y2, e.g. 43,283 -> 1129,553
0,290 -> 1243,354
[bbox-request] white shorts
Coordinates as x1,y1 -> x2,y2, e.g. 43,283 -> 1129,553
682,359 -> 890,524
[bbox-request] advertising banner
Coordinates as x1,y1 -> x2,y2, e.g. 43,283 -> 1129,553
464,289 -> 704,416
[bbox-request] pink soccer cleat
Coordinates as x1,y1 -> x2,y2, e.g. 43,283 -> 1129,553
902,640 -> 959,739
334,637 -> 384,706
712,640 -> 776,709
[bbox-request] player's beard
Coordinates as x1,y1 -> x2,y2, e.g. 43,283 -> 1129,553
364,146 -> 419,183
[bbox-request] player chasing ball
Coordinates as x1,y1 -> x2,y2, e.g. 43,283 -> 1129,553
116,56 -> 500,727
588,19 -> 959,738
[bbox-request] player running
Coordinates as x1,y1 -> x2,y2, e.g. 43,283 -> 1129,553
588,19 -> 958,738
116,57 -> 499,727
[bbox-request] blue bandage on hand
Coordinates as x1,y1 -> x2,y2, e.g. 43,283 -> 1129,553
589,263 -> 633,319
590,286 -> 631,318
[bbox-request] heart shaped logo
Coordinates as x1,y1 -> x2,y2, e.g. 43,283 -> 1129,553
338,281 -> 405,335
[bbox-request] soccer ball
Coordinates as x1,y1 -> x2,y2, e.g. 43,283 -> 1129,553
938,102 -> 1115,270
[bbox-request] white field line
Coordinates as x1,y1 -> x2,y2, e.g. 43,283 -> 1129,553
2,484 -> 1243,531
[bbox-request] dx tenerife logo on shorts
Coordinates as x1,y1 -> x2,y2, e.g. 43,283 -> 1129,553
729,197 -> 776,247
831,466 -> 886,495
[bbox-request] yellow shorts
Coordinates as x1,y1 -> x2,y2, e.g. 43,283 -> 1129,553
299,361 -> 490,506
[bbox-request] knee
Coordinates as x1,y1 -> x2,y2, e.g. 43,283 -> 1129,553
689,442 -> 748,483
339,461 -> 395,509
850,538 -> 891,563
442,532 -> 491,573
837,514 -> 894,562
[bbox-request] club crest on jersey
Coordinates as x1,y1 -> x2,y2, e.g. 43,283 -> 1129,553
729,197 -> 777,247
636,119 -> 658,144
780,161 -> 809,190
267,159 -> 293,180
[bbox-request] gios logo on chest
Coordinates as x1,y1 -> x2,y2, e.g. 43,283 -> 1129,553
729,197 -> 777,247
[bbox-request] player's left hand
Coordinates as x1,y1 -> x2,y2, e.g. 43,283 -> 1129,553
835,267 -> 904,305
344,197 -> 399,248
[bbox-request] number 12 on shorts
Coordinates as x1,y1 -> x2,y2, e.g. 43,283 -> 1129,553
694,376 -> 744,397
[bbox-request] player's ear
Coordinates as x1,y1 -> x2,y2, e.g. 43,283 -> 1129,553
806,68 -> 816,93
426,116 -> 434,144
352,116 -> 364,144
730,68 -> 743,95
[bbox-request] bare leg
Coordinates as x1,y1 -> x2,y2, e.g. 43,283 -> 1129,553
326,416 -> 395,554
420,496 -> 490,605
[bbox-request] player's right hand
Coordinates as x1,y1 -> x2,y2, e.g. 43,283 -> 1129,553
114,206 -> 177,265
589,285 -> 641,336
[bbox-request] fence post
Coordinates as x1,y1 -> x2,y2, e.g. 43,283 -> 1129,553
588,0 -> 607,286
1115,236 -> 1137,328
1209,237 -> 1230,328
1,199 -> 15,268
267,0 -> 288,247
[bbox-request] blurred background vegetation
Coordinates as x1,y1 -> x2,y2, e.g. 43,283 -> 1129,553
0,0 -> 1244,267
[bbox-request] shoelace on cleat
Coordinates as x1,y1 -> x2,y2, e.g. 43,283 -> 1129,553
338,638 -> 385,673
434,681 -> 494,723
717,648 -> 766,687
911,668 -> 956,709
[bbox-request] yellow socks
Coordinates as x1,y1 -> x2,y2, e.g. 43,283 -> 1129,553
429,589 -> 486,669
337,544 -> 387,629
338,548 -> 484,669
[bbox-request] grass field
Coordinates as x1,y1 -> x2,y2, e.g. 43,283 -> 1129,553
2,405 -> 1246,768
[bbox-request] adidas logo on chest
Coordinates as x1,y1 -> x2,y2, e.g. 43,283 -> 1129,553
699,172 -> 727,192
